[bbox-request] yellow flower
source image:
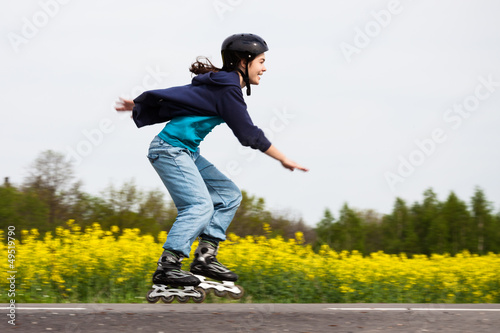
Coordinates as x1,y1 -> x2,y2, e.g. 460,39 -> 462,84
3,222 -> 499,304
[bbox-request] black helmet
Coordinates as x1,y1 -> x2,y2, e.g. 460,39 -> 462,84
221,33 -> 268,60
221,33 -> 268,96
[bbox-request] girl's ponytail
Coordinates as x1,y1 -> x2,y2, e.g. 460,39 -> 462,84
189,57 -> 221,75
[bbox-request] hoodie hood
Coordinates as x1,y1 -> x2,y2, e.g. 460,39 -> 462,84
192,70 -> 241,88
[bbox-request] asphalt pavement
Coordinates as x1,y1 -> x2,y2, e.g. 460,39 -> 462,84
2,303 -> 499,332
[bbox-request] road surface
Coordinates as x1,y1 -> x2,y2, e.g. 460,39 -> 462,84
2,303 -> 499,332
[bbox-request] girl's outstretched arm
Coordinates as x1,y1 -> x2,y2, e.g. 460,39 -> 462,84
264,145 -> 309,172
115,97 -> 135,111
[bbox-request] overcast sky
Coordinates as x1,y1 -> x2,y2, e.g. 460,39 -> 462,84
2,0 -> 500,226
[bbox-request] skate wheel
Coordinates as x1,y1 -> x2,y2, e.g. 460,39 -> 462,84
192,287 -> 206,303
229,285 -> 244,299
176,295 -> 190,303
146,289 -> 160,303
214,289 -> 227,297
161,295 -> 174,304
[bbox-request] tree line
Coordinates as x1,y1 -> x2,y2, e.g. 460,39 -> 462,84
1,150 -> 499,255
315,188 -> 500,255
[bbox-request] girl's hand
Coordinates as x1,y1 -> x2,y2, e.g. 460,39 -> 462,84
115,97 -> 135,111
264,145 -> 309,172
281,158 -> 309,172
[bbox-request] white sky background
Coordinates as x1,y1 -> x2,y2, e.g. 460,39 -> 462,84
1,0 -> 500,226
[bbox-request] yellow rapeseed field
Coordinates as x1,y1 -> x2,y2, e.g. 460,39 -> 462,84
1,221 -> 499,303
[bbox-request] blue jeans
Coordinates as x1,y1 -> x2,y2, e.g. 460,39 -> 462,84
147,136 -> 242,257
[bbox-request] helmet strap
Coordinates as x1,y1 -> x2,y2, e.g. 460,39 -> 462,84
244,61 -> 251,96
236,65 -> 251,96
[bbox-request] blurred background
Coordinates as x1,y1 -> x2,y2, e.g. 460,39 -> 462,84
1,0 -> 500,229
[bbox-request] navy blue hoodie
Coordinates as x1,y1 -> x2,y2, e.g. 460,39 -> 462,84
132,71 -> 271,152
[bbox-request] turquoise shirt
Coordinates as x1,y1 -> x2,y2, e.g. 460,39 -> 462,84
158,116 -> 225,152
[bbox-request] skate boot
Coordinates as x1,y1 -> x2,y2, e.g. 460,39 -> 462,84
190,240 -> 244,299
146,250 -> 206,304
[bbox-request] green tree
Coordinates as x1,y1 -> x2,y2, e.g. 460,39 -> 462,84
314,209 -> 336,250
268,211 -> 314,242
64,190 -> 116,230
359,209 -> 384,254
0,183 -> 49,233
492,212 -> 500,253
382,198 -> 408,253
98,180 -> 170,235
441,192 -> 471,254
381,198 -> 418,254
284,217 -> 316,243
428,214 -> 449,254
139,189 -> 177,233
22,150 -> 77,226
471,187 -> 494,254
412,188 -> 445,255
229,191 -> 272,236
337,203 -> 365,253
228,191 -> 314,240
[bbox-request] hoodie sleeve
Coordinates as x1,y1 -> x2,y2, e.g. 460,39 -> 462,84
217,87 -> 272,152
132,89 -> 172,128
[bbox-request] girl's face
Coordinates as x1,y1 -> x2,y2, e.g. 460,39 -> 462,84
245,53 -> 266,85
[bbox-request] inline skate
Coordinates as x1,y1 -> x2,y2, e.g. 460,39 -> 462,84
190,240 -> 244,299
146,250 -> 206,304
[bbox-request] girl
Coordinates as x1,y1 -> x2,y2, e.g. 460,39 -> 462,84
115,33 -> 308,291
